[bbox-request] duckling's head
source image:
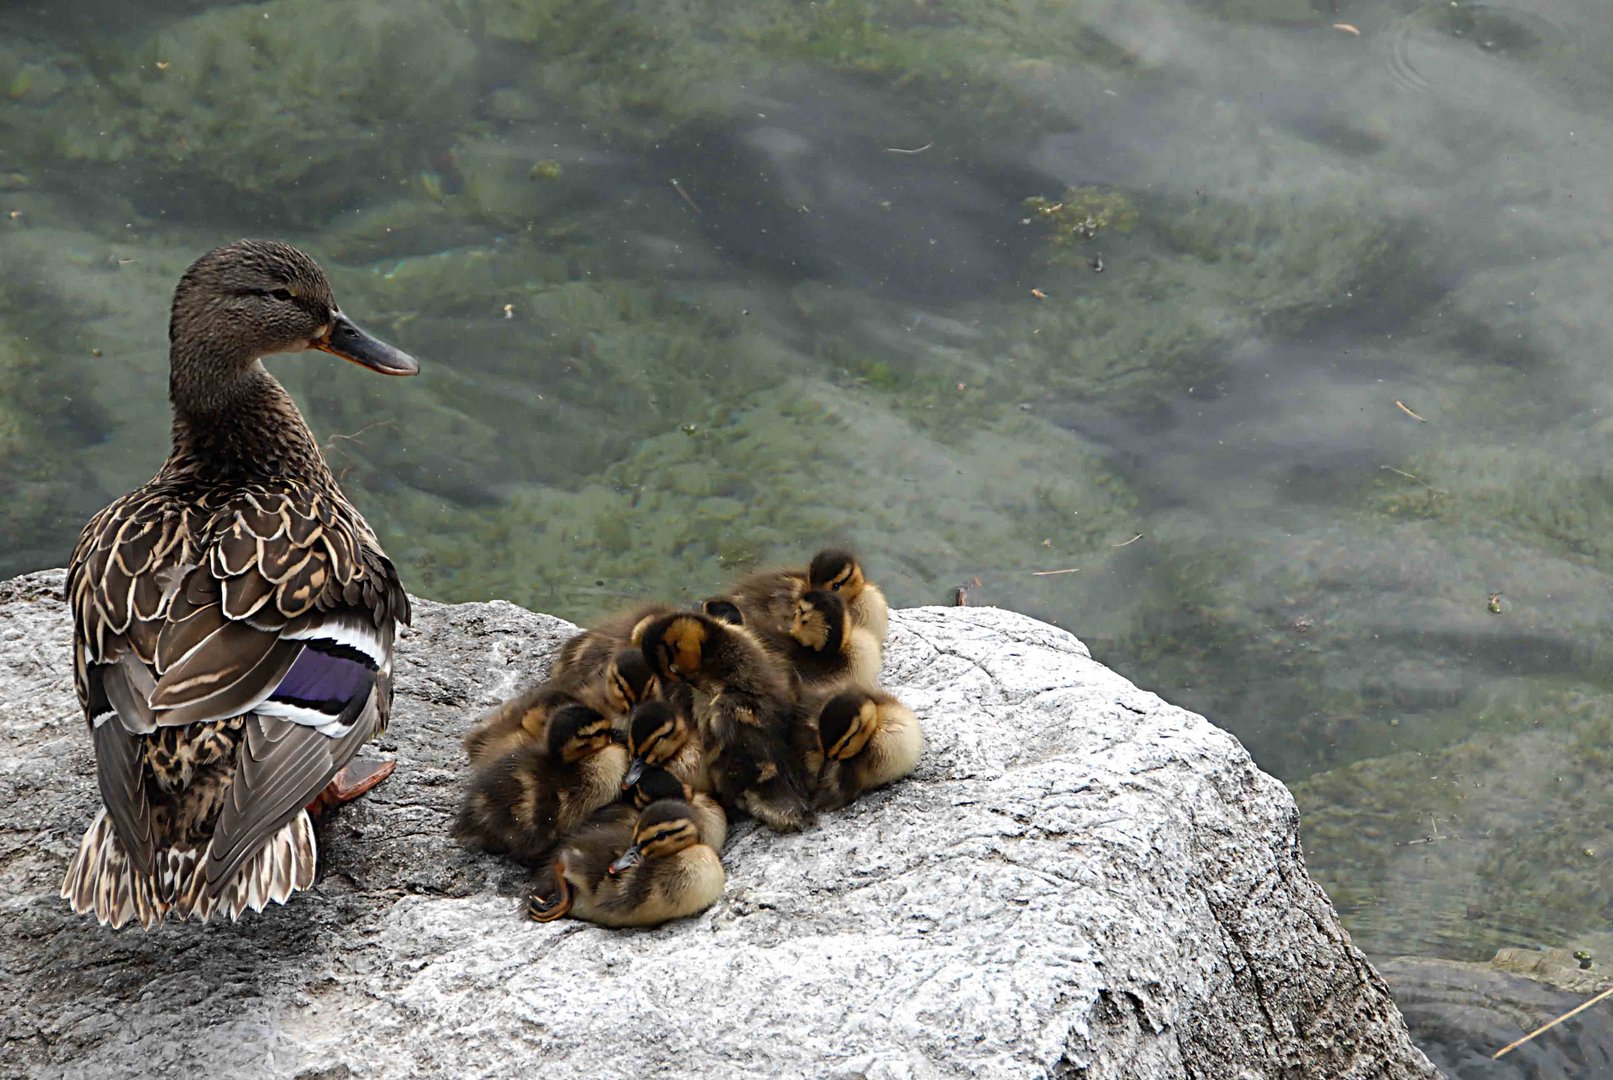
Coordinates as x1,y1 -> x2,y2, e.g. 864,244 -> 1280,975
626,765 -> 689,809
604,648 -> 657,714
545,702 -> 617,764
169,240 -> 417,413
700,597 -> 746,626
623,700 -> 693,788
817,690 -> 879,762
608,799 -> 702,875
808,549 -> 866,601
639,613 -> 714,684
791,589 -> 848,654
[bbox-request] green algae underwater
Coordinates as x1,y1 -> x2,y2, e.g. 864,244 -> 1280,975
6,0 -> 1613,1048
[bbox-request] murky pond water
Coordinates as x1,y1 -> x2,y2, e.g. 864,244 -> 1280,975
5,0 -> 1613,1066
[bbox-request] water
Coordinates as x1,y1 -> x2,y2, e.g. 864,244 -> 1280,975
5,0 -> 1613,1064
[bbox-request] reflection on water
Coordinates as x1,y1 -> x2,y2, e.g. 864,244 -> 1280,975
6,0 -> 1613,1056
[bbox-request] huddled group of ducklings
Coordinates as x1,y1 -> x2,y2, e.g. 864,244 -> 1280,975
454,549 -> 924,928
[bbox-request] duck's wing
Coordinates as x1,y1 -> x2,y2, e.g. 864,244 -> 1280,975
68,490 -> 202,877
71,483 -> 409,893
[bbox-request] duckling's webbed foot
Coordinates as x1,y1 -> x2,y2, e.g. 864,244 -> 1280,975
306,757 -> 396,817
526,860 -> 572,922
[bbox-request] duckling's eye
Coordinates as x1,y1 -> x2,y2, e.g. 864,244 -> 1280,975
269,287 -> 294,301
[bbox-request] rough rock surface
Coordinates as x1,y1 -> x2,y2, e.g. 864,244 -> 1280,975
0,569 -> 1434,1079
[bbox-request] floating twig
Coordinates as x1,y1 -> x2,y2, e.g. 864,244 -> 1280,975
1113,534 -> 1144,547
1331,23 -> 1361,37
884,142 -> 934,155
1494,984 -> 1613,1059
324,418 -> 395,450
1395,400 -> 1428,423
1031,567 -> 1080,577
670,179 -> 702,215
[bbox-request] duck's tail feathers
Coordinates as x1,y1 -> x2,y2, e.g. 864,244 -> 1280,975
61,809 -> 318,929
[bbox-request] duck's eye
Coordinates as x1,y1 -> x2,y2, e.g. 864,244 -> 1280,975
269,287 -> 294,301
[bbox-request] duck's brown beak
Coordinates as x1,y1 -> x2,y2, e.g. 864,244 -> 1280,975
608,845 -> 643,877
312,312 -> 419,376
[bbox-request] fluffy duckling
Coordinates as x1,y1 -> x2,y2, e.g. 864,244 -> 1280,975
622,700 -> 703,792
639,612 -> 815,833
722,548 -> 887,644
461,648 -> 655,766
550,603 -> 679,688
808,548 -> 889,644
766,589 -> 882,692
628,766 -> 727,851
699,597 -> 746,626
454,703 -> 627,863
527,799 -> 725,928
461,680 -> 572,767
810,688 -> 924,811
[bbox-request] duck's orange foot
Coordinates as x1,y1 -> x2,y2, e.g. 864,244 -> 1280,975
307,758 -> 396,817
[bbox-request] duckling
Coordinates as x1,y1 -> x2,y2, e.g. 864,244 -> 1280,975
810,688 -> 924,811
527,799 -> 724,928
723,548 -> 888,644
622,699 -> 703,792
699,597 -> 746,626
627,766 -> 727,851
461,680 -> 573,767
461,647 -> 655,766
639,612 -> 815,833
759,588 -> 882,693
550,603 -> 679,688
808,548 -> 889,644
454,703 -> 627,863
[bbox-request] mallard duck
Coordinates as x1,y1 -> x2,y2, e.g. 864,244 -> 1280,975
699,597 -> 745,626
462,646 -> 656,766
807,549 -> 888,644
764,588 -> 882,692
59,240 -> 418,930
626,766 -> 727,851
622,699 -> 702,792
809,688 -> 924,811
722,547 -> 888,644
639,612 -> 814,833
453,703 -> 627,863
527,798 -> 724,928
549,603 -> 678,688
461,680 -> 572,767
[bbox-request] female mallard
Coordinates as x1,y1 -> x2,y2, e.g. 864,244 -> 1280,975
59,240 -> 418,929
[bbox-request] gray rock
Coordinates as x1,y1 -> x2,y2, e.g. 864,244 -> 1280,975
0,568 -> 1434,1079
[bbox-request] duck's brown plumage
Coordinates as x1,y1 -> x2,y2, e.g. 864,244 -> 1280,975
61,239 -> 418,929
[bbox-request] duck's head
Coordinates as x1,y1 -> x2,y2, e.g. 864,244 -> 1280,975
169,239 -> 417,412
545,702 -> 617,764
700,597 -> 746,626
808,549 -> 866,601
604,648 -> 657,714
639,613 -> 715,684
790,589 -> 847,654
622,700 -> 693,789
817,690 -> 879,763
608,799 -> 702,875
625,765 -> 689,809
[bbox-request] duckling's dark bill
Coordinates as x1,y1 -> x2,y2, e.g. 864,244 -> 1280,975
313,313 -> 419,376
608,846 -> 643,876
